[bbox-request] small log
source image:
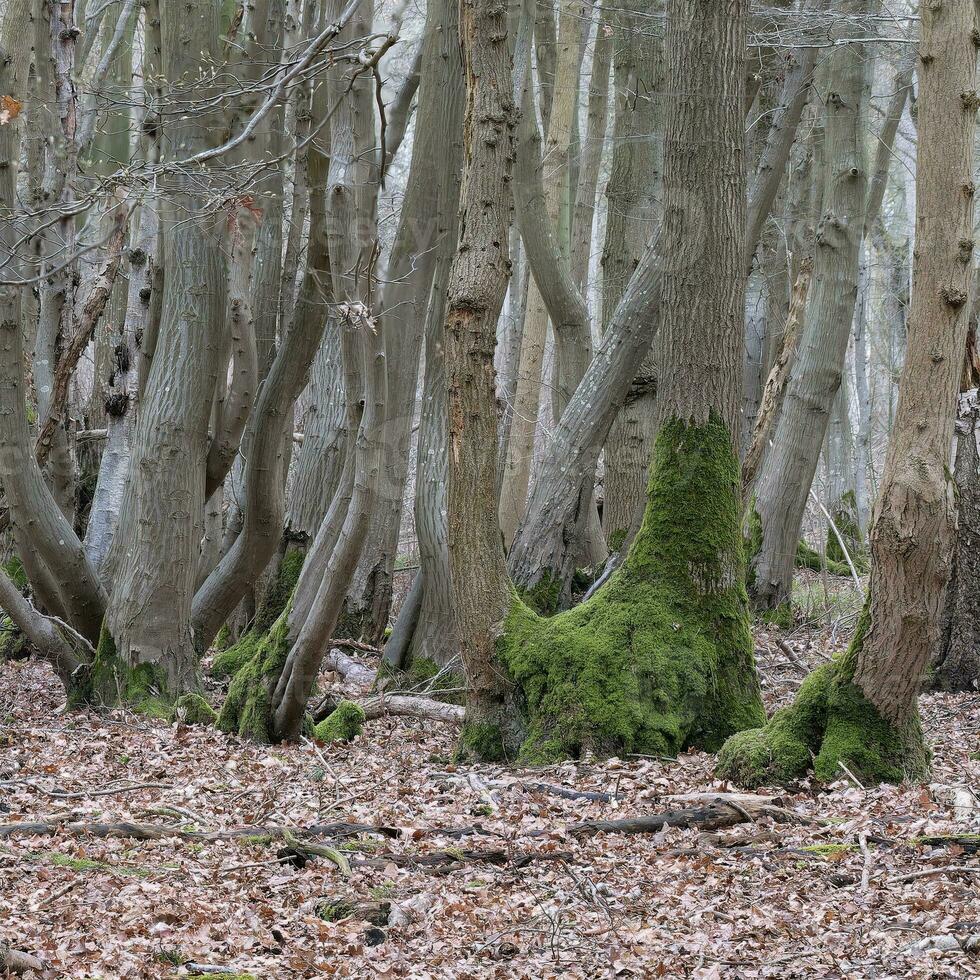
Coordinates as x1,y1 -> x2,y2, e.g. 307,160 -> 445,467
359,694 -> 464,724
566,798 -> 795,837
0,942 -> 46,974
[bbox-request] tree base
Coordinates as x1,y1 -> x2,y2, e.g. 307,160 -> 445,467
487,416 -> 766,765
216,604 -> 293,743
717,654 -> 930,788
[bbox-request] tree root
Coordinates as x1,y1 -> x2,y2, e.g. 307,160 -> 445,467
0,942 -> 45,975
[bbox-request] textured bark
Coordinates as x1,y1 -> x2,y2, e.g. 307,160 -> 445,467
749,5 -> 871,610
104,0 -> 226,696
444,0 -> 519,746
935,389 -> 980,691
499,0 -> 587,549
855,0 -> 978,722
599,0 -> 662,549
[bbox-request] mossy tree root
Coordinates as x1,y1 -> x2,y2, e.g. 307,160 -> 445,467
216,603 -> 293,744
716,613 -> 930,788
484,416 -> 766,764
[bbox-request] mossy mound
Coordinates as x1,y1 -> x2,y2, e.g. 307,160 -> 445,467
313,700 -> 365,744
717,609 -> 930,788
217,602 -> 293,743
211,630 -> 260,679
491,415 -> 766,764
169,693 -> 217,726
795,539 -> 851,578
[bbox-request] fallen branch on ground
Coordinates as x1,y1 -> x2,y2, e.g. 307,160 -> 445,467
0,942 -> 45,975
359,694 -> 464,724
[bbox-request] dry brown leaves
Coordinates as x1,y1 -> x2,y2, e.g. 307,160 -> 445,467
0,626 -> 978,979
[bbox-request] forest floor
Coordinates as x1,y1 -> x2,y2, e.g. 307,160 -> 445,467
1,576 -> 979,979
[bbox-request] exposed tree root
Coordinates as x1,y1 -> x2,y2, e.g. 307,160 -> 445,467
0,943 -> 45,975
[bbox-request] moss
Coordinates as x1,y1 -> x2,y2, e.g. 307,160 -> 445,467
254,547 -> 305,635
1,554 -> 27,590
0,617 -> 30,660
217,601 -> 293,743
795,539 -> 851,578
801,843 -> 854,857
45,851 -> 150,877
312,700 -> 365,744
718,605 -> 931,787
318,899 -> 356,922
825,490 -> 868,571
608,528 -> 627,553
493,414 -> 765,763
240,834 -> 275,846
214,624 -> 232,651
521,569 -> 562,616
169,693 -> 217,726
69,623 -> 173,718
211,630 -> 259,679
458,722 -> 506,763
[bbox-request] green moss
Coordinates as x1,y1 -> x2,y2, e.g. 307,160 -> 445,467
45,851 -> 150,877
214,624 -> 232,651
458,722 -> 506,763
795,539 -> 851,578
69,623 -> 174,717
2,554 -> 27,590
185,974 -> 256,980
217,601 -> 293,743
521,569 -> 562,616
169,693 -> 217,726
254,547 -> 305,635
759,603 -> 795,630
318,899 -> 356,922
718,605 -> 931,787
825,490 -> 868,571
240,834 -> 275,846
312,700 -> 365,744
0,617 -> 30,660
608,528 -> 627,552
211,630 -> 259,679
493,414 -> 765,763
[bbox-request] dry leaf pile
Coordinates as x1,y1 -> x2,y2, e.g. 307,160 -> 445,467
1,627 -> 978,979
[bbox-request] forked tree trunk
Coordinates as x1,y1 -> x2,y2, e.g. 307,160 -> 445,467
720,0 -> 976,787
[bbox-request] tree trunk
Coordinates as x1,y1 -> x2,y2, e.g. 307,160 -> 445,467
934,388 -> 980,691
748,4 -> 871,613
720,0 -> 976,787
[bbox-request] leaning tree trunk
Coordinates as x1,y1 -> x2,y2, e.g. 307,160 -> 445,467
934,388 -> 980,692
461,0 -> 764,764
719,0 -> 976,787
747,2 -> 871,613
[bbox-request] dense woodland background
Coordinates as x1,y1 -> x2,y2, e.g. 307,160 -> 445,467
1,0 -> 979,976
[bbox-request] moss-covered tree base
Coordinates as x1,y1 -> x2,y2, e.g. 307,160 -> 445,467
488,416 -> 766,764
0,617 -> 31,661
67,625 -> 179,719
253,545 -> 305,636
717,616 -> 930,788
216,603 -> 293,743
795,539 -> 852,578
169,693 -> 218,726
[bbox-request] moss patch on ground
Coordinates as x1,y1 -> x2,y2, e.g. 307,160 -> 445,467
313,700 -> 365,744
717,606 -> 931,788
169,693 -> 217,726
491,414 -> 765,763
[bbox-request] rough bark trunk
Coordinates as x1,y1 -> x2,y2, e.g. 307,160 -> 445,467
721,0 -> 975,787
934,388 -> 980,691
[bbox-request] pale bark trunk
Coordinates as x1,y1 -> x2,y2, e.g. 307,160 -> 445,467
342,0 -> 465,641
104,0 -> 226,695
749,5 -> 871,610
